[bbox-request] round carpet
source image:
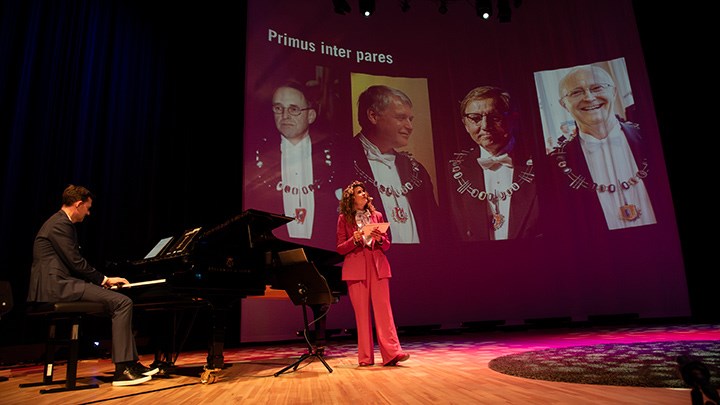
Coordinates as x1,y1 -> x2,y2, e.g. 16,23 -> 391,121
488,340 -> 720,388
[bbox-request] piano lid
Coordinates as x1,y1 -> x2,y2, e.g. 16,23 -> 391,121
197,209 -> 343,267
198,209 -> 293,247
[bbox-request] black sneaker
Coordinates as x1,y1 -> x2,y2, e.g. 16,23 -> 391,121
132,362 -> 160,376
112,366 -> 151,387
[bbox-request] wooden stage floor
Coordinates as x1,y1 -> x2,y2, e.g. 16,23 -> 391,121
2,323 -> 717,404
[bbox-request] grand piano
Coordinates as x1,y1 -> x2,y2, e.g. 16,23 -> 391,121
121,209 -> 345,383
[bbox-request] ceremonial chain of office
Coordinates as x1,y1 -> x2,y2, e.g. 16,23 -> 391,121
551,139 -> 649,193
352,152 -> 424,198
253,143 -> 335,195
449,148 -> 535,204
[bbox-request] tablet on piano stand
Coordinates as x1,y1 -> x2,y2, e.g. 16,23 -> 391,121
143,236 -> 175,259
115,235 -> 174,289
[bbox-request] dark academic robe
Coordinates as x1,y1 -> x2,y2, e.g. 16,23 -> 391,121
548,118 -> 654,233
446,144 -> 540,241
244,132 -> 341,250
343,136 -> 439,246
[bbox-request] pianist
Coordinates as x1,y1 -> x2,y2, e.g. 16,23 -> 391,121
27,184 -> 159,386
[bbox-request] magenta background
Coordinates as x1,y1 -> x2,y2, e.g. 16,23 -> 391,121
242,0 -> 689,328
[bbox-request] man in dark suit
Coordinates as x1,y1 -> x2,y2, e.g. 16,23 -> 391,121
244,80 -> 342,349
551,64 -> 656,231
27,185 -> 158,386
244,80 -> 341,249
447,86 -> 540,241
347,85 -> 438,245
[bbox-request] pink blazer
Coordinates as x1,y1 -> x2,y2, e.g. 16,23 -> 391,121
336,211 -> 392,281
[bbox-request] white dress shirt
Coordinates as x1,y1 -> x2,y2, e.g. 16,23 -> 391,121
281,135 -> 315,238
477,148 -> 513,240
579,125 -> 656,230
359,134 -> 419,244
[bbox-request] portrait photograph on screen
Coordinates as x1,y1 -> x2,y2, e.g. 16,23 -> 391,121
535,58 -> 656,231
446,85 -> 540,241
347,73 -> 438,245
243,65 -> 347,250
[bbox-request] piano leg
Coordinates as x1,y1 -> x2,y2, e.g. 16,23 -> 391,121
201,301 -> 230,384
206,304 -> 226,369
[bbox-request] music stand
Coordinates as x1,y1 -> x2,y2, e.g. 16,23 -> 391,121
273,249 -> 334,376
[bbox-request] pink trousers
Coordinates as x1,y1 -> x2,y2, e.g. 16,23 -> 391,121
347,272 -> 403,365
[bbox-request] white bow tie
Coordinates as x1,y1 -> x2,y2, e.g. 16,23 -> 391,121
477,153 -> 513,170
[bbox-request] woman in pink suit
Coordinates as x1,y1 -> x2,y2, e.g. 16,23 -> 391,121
336,180 -> 410,367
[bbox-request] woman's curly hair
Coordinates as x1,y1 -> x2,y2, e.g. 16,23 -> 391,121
339,180 -> 375,225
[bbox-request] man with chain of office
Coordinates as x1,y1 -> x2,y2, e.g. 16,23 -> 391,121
347,85 -> 438,245
447,86 -> 540,241
245,80 -> 340,247
551,64 -> 656,230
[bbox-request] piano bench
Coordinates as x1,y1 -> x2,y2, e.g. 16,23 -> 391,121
19,301 -> 107,394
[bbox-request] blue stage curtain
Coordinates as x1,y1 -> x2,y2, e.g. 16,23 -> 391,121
0,0 -> 169,284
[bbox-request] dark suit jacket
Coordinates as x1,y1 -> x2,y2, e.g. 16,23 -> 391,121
27,210 -> 105,302
549,118 -> 651,232
244,132 -> 341,249
447,144 -> 540,241
345,136 -> 439,245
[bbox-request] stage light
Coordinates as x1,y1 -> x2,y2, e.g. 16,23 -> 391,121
359,0 -> 375,17
439,0 -> 447,14
333,0 -> 351,15
497,0 -> 511,22
476,0 -> 492,19
400,0 -> 410,13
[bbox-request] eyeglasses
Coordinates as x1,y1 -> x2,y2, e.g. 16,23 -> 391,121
272,104 -> 312,116
463,112 -> 505,125
561,83 -> 614,102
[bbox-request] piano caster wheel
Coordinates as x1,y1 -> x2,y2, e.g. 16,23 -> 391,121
200,367 -> 221,384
